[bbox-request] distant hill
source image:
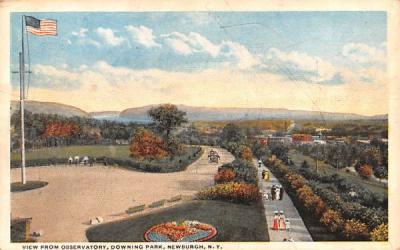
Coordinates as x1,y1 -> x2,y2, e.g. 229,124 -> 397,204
11,100 -> 89,117
10,101 -> 388,122
120,104 -> 381,122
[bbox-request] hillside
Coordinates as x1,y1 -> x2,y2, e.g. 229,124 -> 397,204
10,101 -> 387,122
11,100 -> 89,117
120,104 -> 376,121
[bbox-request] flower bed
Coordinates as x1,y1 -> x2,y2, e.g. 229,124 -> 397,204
144,221 -> 217,242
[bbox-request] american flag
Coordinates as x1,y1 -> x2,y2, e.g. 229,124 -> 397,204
25,16 -> 57,36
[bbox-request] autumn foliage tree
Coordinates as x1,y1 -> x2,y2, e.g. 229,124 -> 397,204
42,121 -> 80,146
239,146 -> 253,161
358,164 -> 373,179
130,129 -> 169,159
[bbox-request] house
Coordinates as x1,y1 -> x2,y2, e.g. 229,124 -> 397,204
292,134 -> 313,144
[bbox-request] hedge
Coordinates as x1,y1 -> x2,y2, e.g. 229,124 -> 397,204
10,146 -> 203,173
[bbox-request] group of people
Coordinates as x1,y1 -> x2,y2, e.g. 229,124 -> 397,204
272,210 -> 291,231
68,155 -> 95,166
271,184 -> 284,200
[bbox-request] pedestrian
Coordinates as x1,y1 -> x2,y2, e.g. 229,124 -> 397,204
258,159 -> 262,168
262,170 -> 266,179
279,185 -> 284,200
83,156 -> 89,166
271,185 -> 276,200
285,218 -> 291,231
264,170 -> 270,181
68,156 -> 73,165
272,211 -> 279,230
275,186 -> 281,201
74,155 -> 79,166
279,211 -> 286,230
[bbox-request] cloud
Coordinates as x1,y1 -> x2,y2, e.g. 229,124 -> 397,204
342,43 -> 386,65
125,25 -> 161,48
23,61 -> 388,115
96,27 -> 125,46
161,32 -> 219,56
71,28 -> 88,37
220,41 -> 260,69
163,36 -> 194,56
265,48 -> 337,83
160,32 -> 257,69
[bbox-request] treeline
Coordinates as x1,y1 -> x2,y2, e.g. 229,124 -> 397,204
10,111 -> 142,150
294,120 -> 388,137
295,141 -> 388,179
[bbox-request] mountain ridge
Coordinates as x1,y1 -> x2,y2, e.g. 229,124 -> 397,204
10,100 -> 388,121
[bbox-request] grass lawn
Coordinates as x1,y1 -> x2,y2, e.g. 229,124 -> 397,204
288,150 -> 387,196
11,181 -> 48,192
86,200 -> 269,242
11,145 -> 203,173
11,145 -> 130,161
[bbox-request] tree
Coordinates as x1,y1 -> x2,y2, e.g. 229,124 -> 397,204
148,104 -> 188,141
129,128 -> 169,159
220,123 -> 245,147
358,164 -> 373,179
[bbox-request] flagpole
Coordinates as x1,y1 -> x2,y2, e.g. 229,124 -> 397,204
20,15 -> 26,184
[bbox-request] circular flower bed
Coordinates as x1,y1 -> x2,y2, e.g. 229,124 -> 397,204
144,220 -> 217,242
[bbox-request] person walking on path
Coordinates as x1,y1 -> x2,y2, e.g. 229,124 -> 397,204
279,185 -> 284,200
285,218 -> 291,231
264,170 -> 270,181
258,159 -> 262,168
279,211 -> 286,230
271,185 -> 276,200
272,211 -> 279,230
275,186 -> 281,201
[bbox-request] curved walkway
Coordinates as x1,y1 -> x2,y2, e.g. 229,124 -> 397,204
254,159 -> 313,242
11,146 -> 234,242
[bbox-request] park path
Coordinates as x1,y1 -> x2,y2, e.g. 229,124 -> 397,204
254,159 -> 313,242
11,146 -> 234,242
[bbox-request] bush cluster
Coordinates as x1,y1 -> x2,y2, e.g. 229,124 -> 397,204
266,159 -> 387,241
214,168 -> 236,184
220,159 -> 258,184
197,182 -> 261,204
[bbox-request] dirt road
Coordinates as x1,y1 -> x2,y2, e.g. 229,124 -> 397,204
11,146 -> 234,242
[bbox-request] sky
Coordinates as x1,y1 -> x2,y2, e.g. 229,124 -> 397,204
10,12 -> 387,115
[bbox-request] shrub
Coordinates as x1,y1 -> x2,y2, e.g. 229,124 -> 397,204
320,209 -> 344,233
285,172 -> 306,189
214,168 -> 236,184
370,224 -> 388,241
130,129 -> 168,159
238,146 -> 253,161
222,159 -> 258,184
343,219 -> 370,240
358,164 -> 373,179
314,199 -> 328,218
197,182 -> 261,204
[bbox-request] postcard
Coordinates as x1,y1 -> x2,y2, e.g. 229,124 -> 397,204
0,1 -> 399,250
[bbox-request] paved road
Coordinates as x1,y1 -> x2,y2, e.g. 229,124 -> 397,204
11,146 -> 234,242
254,159 -> 313,242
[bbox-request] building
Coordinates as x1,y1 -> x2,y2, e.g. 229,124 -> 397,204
267,135 -> 292,145
292,134 -> 313,143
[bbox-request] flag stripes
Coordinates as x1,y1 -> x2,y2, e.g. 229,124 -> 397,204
26,19 -> 57,36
